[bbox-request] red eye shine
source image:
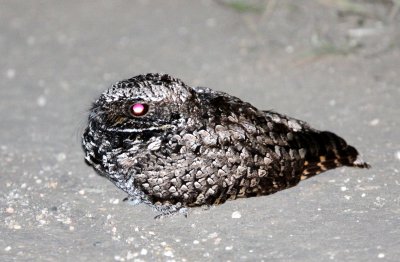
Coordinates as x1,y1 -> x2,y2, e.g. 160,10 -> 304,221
130,103 -> 149,117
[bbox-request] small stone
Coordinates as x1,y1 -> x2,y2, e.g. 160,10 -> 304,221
140,248 -> 147,255
4,246 -> 11,252
6,207 -> 14,214
231,211 -> 242,219
206,18 -> 216,28
126,251 -> 138,260
214,238 -> 221,245
395,151 -> 400,161
37,96 -> 47,107
369,118 -> 379,126
378,253 -> 385,258
57,153 -> 66,162
163,250 -> 174,257
6,69 -> 16,79
110,198 -> 119,204
285,45 -> 294,53
208,232 -> 218,239
47,181 -> 58,189
27,36 -> 36,45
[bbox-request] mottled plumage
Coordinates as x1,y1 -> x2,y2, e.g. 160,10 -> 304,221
82,73 -> 369,218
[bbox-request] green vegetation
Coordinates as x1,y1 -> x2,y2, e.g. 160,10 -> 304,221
223,0 -> 265,14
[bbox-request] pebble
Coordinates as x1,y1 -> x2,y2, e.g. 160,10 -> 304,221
208,232 -> 218,239
163,250 -> 174,257
57,153 -> 66,162
214,238 -> 221,245
231,211 -> 242,218
285,45 -> 294,53
126,251 -> 138,260
205,18 -> 216,28
37,96 -> 47,107
395,151 -> 400,161
6,69 -> 16,79
110,198 -> 119,204
369,118 -> 379,126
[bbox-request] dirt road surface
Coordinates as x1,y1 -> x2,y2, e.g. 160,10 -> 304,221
1,1 -> 399,261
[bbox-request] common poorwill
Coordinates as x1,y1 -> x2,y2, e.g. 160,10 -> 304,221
82,73 -> 369,218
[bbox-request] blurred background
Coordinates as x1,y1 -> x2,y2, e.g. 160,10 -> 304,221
1,0 -> 399,261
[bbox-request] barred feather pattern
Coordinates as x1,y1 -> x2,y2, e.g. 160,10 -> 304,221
82,73 -> 370,218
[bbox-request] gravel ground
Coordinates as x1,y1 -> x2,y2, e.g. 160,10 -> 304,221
1,0 -> 399,261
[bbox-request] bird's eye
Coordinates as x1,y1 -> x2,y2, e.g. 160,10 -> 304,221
129,103 -> 149,117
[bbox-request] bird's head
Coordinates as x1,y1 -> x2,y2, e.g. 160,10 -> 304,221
88,73 -> 198,134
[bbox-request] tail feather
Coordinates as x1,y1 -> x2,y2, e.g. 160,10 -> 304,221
300,131 -> 370,180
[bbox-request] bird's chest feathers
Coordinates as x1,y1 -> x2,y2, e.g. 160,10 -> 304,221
112,130 -> 222,173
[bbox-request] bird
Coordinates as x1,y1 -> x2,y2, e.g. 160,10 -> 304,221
82,73 -> 370,218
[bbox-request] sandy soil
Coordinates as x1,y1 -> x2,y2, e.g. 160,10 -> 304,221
1,0 -> 399,261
